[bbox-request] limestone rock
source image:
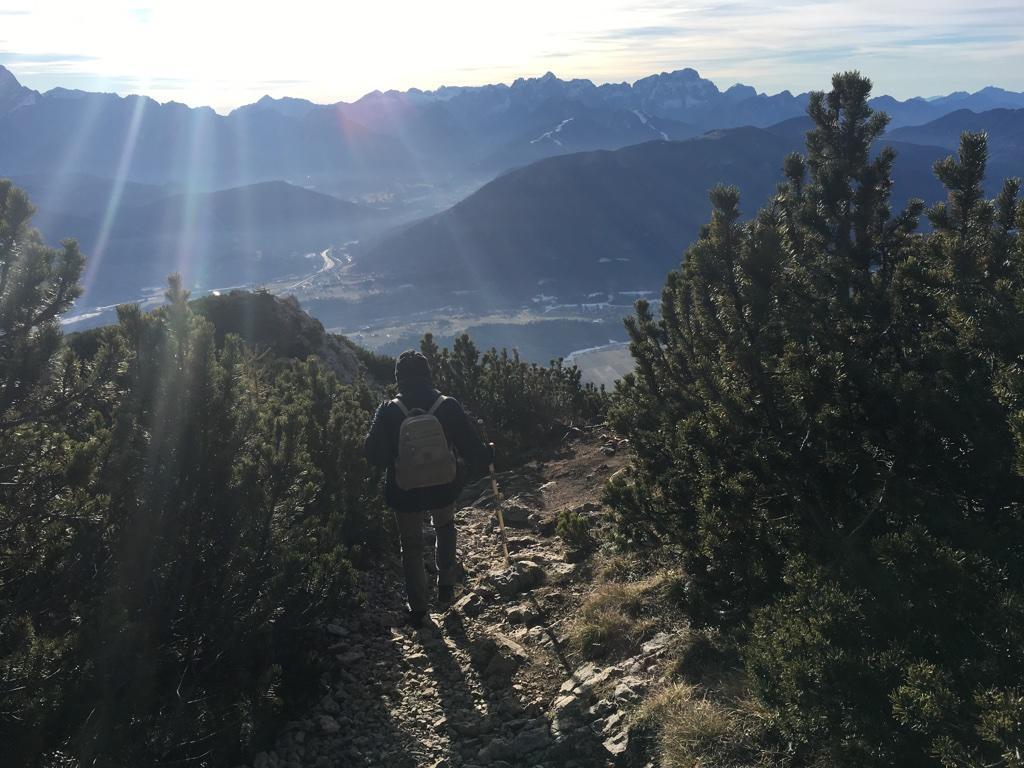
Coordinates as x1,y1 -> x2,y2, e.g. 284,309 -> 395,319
603,728 -> 630,757
467,631 -> 530,685
484,652 -> 520,681
560,662 -> 616,695
454,591 -> 486,616
587,697 -> 617,720
613,676 -> 646,703
550,692 -> 586,729
511,723 -> 551,755
497,500 -> 533,528
569,501 -> 602,517
603,720 -> 651,767
493,633 -> 528,659
641,632 -> 671,655
506,603 -> 540,626
527,625 -> 548,644
536,517 -> 557,537
483,560 -> 545,597
601,711 -> 626,735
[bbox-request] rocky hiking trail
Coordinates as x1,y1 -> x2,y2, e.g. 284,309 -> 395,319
254,428 -> 675,768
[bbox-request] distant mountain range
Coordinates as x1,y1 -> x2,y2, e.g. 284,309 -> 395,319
0,75 -> 411,194
2,63 -> 1023,317
4,64 -> 1024,195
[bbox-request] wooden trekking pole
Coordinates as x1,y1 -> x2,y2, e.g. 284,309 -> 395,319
478,420 -> 511,568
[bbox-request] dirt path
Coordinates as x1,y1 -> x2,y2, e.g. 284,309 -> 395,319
253,429 -> 667,768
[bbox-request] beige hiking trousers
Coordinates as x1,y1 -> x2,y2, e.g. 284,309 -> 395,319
394,504 -> 456,613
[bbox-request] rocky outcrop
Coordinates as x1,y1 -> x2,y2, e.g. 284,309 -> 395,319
190,290 -> 364,383
480,560 -> 545,598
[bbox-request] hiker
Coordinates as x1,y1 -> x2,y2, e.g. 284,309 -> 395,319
364,350 -> 494,627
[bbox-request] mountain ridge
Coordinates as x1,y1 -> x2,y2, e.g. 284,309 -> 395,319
6,63 -> 1020,120
887,107 -> 1024,163
4,63 -> 1023,196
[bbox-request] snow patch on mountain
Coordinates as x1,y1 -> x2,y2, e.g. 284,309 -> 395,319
530,117 -> 575,146
631,110 -> 669,140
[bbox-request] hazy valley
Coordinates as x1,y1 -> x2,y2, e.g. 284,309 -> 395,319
3,62 -> 1024,372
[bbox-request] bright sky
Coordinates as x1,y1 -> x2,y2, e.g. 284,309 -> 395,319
2,0 -> 1023,113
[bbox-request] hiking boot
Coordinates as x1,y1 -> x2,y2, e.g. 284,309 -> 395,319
438,585 -> 456,606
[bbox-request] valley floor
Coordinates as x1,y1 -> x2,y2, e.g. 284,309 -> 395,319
254,429 -> 677,768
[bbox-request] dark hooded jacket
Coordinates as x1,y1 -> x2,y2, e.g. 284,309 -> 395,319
364,374 -> 493,512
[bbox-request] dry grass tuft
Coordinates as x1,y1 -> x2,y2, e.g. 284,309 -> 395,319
570,581 -> 654,659
593,551 -> 644,582
574,554 -> 791,766
637,683 -> 789,768
568,569 -> 685,660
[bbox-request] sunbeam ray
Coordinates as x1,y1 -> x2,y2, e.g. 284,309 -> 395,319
173,109 -> 213,290
79,91 -> 149,299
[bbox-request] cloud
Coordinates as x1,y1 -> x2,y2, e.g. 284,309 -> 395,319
595,25 -> 686,40
0,52 -> 98,62
0,0 -> 1021,110
0,51 -> 101,79
554,0 -> 1024,96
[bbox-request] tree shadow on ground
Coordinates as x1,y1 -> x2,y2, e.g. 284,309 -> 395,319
286,565 -> 441,767
417,614 -> 500,765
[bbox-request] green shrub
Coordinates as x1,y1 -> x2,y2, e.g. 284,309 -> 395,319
556,508 -> 592,551
420,332 -> 605,457
346,340 -> 396,385
610,72 -> 1024,765
1,180 -> 387,765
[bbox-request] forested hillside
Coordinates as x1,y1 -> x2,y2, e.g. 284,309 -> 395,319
355,115 -> 1022,303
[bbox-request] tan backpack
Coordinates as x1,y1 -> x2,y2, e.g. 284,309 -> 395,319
393,396 -> 457,490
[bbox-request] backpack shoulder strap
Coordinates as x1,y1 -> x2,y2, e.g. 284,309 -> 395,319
392,397 -> 411,417
427,395 -> 447,415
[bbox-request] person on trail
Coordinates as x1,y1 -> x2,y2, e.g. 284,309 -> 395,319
364,350 -> 494,627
